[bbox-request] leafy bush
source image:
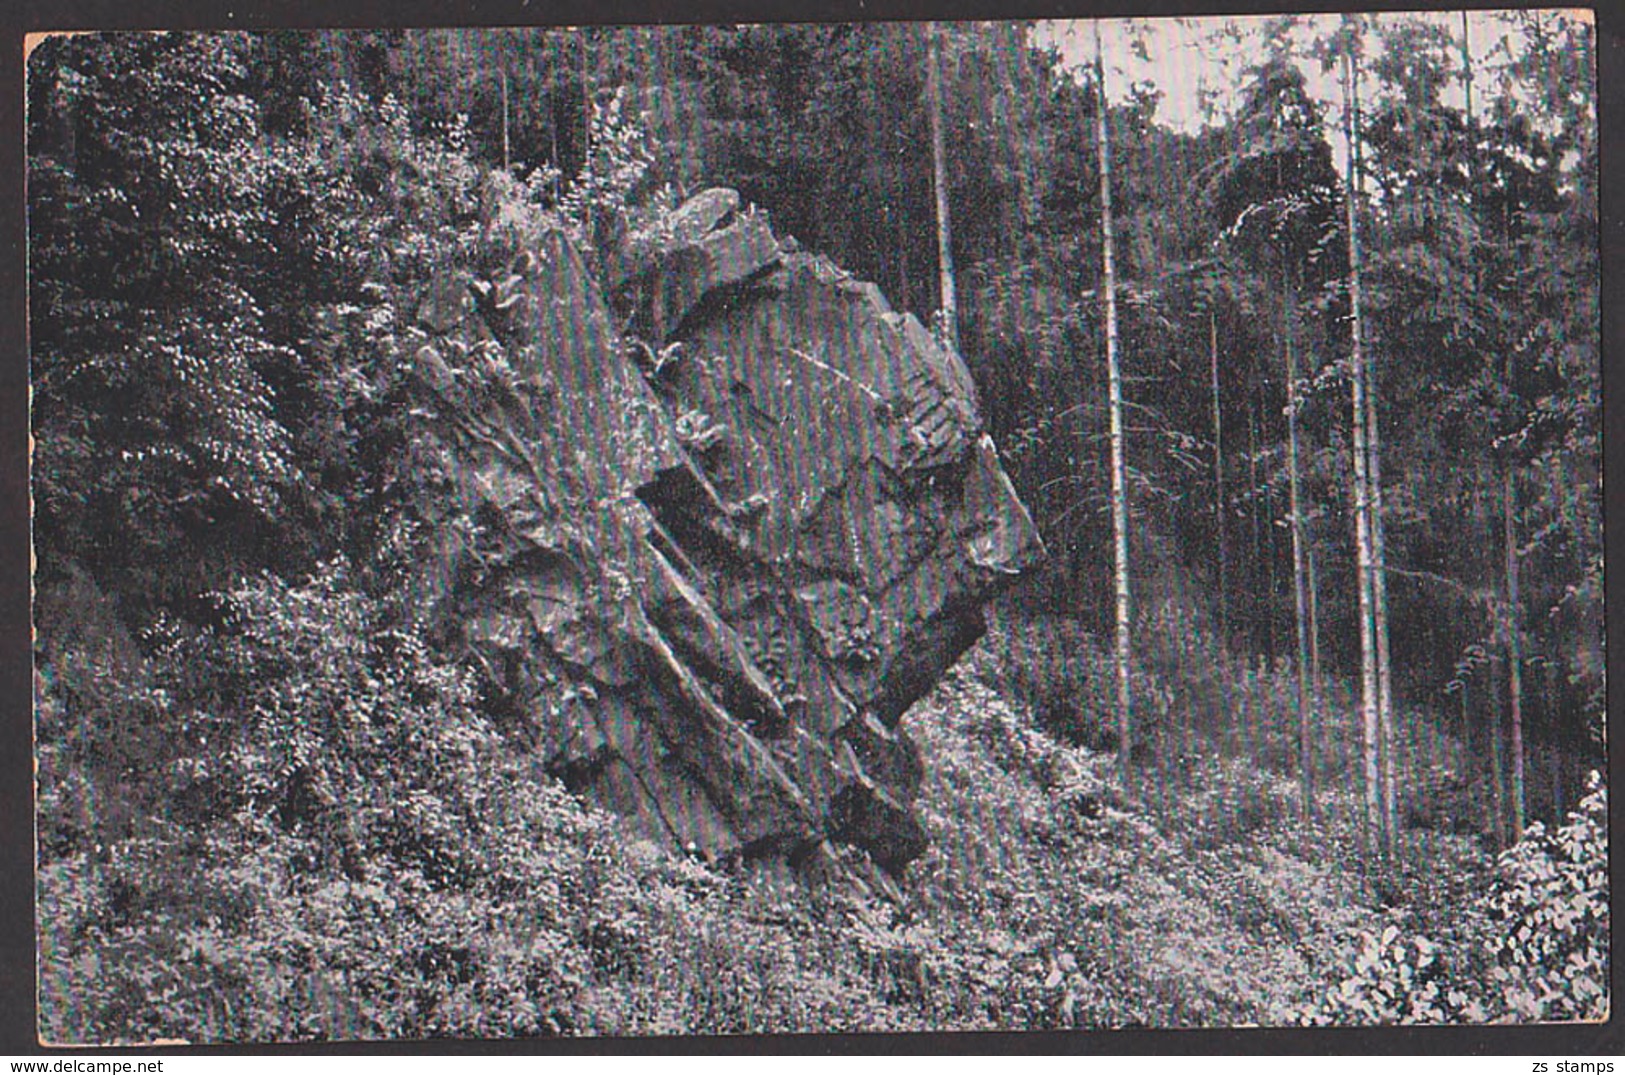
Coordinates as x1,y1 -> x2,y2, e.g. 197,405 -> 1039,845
1308,773 -> 1609,1024
29,33 -> 302,613
1313,925 -> 1472,1025
1481,772 -> 1610,1021
38,562 -> 590,1042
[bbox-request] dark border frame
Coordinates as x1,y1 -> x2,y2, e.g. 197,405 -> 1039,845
3,0 -> 1618,1055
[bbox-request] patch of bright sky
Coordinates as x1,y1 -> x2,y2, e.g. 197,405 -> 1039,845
1032,12 -> 1586,179
1036,13 -> 1536,125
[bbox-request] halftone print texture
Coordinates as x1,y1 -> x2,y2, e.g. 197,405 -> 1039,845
29,14 -> 1604,1043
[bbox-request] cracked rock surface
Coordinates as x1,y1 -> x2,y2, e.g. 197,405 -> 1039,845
408,190 -> 1042,881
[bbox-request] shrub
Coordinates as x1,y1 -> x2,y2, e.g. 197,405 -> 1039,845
37,561 -> 601,1042
1480,772 -> 1610,1021
1306,773 -> 1609,1025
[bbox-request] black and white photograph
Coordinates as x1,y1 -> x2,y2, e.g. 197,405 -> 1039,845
24,9 -> 1608,1046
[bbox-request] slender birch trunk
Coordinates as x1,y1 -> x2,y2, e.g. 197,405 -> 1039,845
1486,15 -> 1526,840
1490,669 -> 1508,848
580,33 -> 592,168
1249,386 -> 1262,603
1462,11 -> 1500,842
1362,164 -> 1397,853
1505,469 -> 1526,837
1342,42 -> 1383,850
1369,330 -> 1397,854
1211,306 -> 1228,646
1461,10 -> 1524,842
888,112 -> 906,311
1340,23 -> 1397,851
1094,21 -> 1133,788
500,62 -> 511,173
1307,535 -> 1323,685
1545,661 -> 1559,815
897,193 -> 912,317
549,76 -> 562,200
1284,266 -> 1314,819
927,24 -> 959,352
1462,11 -> 1475,162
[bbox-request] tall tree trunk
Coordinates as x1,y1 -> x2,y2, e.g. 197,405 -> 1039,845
1307,534 -> 1323,685
1460,8 -> 1525,844
1462,10 -> 1508,850
1371,267 -> 1399,835
897,92 -> 910,316
897,194 -> 912,316
1478,13 -> 1526,842
1459,681 -> 1477,828
1211,306 -> 1228,646
500,61 -> 511,173
580,32 -> 592,170
1545,659 -> 1560,816
1262,386 -> 1280,665
1505,470 -> 1526,837
1284,266 -> 1314,820
1341,31 -> 1398,852
884,95 -> 906,314
1461,12 -> 1475,146
1490,667 -> 1508,848
1248,383 -> 1262,619
926,24 -> 959,352
1094,21 -> 1133,788
1549,736 -> 1562,818
1369,331 -> 1397,854
1342,41 -> 1383,851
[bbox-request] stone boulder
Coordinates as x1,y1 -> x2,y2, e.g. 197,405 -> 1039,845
406,190 -> 1041,882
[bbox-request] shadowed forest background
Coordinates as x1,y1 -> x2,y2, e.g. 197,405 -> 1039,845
29,15 -> 1605,1040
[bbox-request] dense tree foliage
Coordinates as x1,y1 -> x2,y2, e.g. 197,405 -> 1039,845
30,18 -> 1602,1040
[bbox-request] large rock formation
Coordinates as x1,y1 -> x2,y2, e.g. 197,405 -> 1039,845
406,190 -> 1041,883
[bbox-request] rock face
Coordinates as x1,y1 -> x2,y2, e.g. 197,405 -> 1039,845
407,190 -> 1041,881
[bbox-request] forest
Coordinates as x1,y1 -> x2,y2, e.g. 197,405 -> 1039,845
28,14 -> 1605,1041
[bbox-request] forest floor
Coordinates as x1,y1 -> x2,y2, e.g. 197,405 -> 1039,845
36,600 -> 1600,1042
881,606 -> 1494,1029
